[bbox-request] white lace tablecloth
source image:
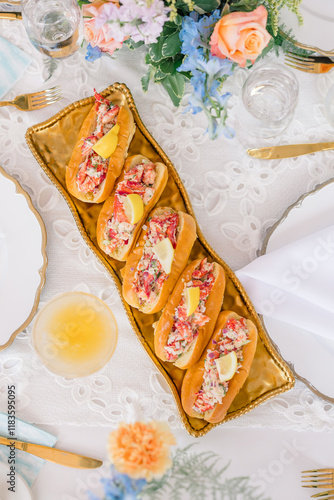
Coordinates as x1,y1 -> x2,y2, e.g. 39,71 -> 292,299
1,19 -> 334,433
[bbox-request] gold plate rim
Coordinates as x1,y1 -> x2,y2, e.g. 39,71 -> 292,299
25,83 -> 295,437
0,166 -> 48,351
279,28 -> 334,57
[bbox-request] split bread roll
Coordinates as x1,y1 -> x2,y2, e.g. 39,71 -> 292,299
122,206 -> 197,314
66,90 -> 135,203
154,258 -> 226,370
181,310 -> 258,423
97,155 -> 168,261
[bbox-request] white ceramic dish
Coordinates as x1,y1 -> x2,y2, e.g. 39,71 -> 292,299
261,179 -> 334,401
280,0 -> 334,55
0,462 -> 33,500
0,166 -> 47,350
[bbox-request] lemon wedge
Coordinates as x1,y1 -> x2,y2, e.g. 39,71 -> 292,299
92,124 -> 120,159
215,351 -> 238,382
185,286 -> 200,317
123,193 -> 144,224
152,238 -> 174,274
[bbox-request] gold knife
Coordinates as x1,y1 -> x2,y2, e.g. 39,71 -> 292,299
247,141 -> 334,160
0,436 -> 103,469
0,11 -> 22,19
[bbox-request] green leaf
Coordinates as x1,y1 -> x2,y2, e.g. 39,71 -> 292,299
221,1 -> 230,15
161,73 -> 185,107
148,36 -> 167,63
161,81 -> 182,107
193,0 -> 220,13
141,71 -> 151,93
229,0 -> 258,10
141,65 -> 157,93
77,0 -> 90,7
173,14 -> 183,26
124,39 -> 145,50
178,70 -> 192,80
167,72 -> 186,98
161,21 -> 179,36
145,52 -> 161,67
154,70 -> 168,82
162,31 -> 182,58
159,59 -> 175,75
174,0 -> 193,12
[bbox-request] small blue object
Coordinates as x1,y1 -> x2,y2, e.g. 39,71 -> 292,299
0,37 -> 32,99
87,465 -> 147,500
0,413 -> 57,487
85,43 -> 103,62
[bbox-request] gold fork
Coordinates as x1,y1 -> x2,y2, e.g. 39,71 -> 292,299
285,52 -> 334,74
311,491 -> 334,499
0,86 -> 62,111
302,469 -> 334,489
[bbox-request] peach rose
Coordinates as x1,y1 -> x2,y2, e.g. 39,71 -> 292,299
84,18 -> 123,55
83,0 -> 123,56
210,6 -> 271,68
108,421 -> 176,481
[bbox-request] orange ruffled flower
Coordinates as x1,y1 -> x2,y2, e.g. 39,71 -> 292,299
108,421 -> 176,481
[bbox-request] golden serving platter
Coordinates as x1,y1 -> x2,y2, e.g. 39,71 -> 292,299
25,83 -> 294,437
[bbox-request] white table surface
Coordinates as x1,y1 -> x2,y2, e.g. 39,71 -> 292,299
1,9 -> 334,500
32,424 -> 334,500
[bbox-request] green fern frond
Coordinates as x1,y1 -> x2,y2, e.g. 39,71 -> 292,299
43,57 -> 58,82
140,444 -> 271,500
263,0 -> 303,36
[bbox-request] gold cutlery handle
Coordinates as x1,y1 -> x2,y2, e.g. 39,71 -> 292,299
0,101 -> 14,108
0,437 -> 103,469
0,12 -> 22,20
247,141 -> 334,159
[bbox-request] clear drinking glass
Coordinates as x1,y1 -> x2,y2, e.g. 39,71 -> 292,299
32,292 -> 118,378
237,63 -> 299,139
21,0 -> 83,59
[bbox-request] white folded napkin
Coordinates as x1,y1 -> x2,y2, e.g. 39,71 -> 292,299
0,37 -> 32,99
236,225 -> 334,340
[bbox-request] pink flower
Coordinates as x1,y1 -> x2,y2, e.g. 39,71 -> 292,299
83,0 -> 117,16
210,6 -> 271,68
83,0 -> 124,56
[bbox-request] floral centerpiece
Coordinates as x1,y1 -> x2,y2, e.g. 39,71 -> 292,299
79,0 -> 302,139
86,420 -> 271,499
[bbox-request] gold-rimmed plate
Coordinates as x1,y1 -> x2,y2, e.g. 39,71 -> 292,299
25,83 -> 294,437
280,0 -> 334,56
0,166 -> 47,351
260,178 -> 334,403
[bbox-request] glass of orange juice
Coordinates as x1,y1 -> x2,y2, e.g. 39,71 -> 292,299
32,292 -> 118,378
